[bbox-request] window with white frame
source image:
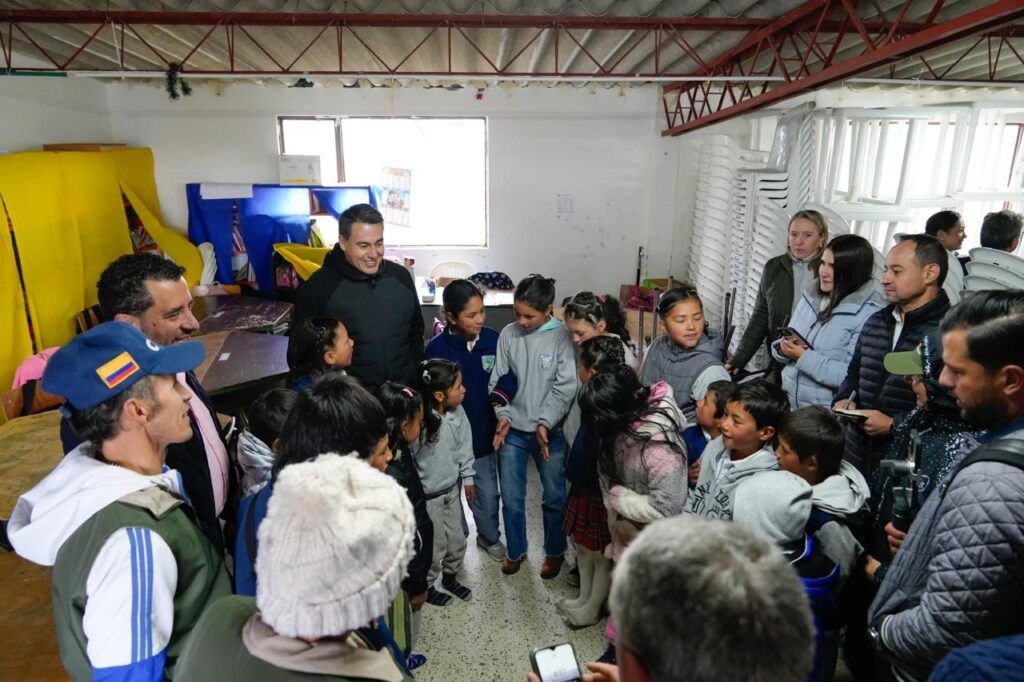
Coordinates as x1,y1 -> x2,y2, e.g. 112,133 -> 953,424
278,116 -> 488,248
809,107 -> 1024,254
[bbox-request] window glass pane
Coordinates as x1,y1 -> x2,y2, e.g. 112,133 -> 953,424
280,118 -> 338,185
340,117 -> 487,247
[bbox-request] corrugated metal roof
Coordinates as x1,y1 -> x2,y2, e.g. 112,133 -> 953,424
2,0 -> 1021,86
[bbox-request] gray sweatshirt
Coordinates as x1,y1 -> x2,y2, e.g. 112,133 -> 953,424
412,405 -> 476,496
488,318 -> 579,432
686,436 -> 779,519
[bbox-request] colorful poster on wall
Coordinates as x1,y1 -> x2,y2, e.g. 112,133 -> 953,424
380,167 -> 412,227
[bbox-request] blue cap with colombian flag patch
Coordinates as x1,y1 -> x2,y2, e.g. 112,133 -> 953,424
42,321 -> 205,410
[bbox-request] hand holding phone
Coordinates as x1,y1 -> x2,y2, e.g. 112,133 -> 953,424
776,326 -> 812,349
531,643 -> 582,682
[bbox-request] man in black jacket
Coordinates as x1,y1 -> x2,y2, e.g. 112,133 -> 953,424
835,234 -> 951,477
60,254 -> 228,554
290,203 -> 424,389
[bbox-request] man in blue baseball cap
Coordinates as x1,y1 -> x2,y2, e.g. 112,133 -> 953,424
7,321 -> 231,682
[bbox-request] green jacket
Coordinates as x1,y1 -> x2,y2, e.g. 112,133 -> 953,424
175,596 -> 411,681
730,253 -> 819,369
51,487 -> 231,681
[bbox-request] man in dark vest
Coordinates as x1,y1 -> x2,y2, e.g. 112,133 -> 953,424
290,203 -> 424,389
835,234 -> 951,477
8,322 -> 230,681
61,254 -> 228,554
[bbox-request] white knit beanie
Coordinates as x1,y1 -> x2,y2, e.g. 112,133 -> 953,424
732,470 -> 812,546
256,453 -> 415,639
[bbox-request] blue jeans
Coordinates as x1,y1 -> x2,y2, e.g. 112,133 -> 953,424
498,428 -> 567,561
469,453 -> 502,546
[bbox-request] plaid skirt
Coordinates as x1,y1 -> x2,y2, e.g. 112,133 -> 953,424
562,486 -> 612,552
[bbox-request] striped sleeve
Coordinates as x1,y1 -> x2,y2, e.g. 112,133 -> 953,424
83,527 -> 178,682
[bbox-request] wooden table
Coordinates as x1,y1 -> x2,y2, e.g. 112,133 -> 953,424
0,411 -> 67,681
195,295 -> 292,335
195,331 -> 291,411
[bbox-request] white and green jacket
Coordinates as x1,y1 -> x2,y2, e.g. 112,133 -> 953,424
8,444 -> 230,681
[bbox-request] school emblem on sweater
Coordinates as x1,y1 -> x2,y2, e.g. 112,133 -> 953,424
538,353 -> 553,370
481,355 -> 495,372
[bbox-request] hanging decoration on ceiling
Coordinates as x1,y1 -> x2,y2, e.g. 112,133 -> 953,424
165,62 -> 193,100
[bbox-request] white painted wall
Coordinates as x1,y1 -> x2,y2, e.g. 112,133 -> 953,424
0,74 -> 755,301
0,76 -> 113,153
104,81 -> 671,299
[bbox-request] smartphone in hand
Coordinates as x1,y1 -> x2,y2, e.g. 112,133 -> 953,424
776,326 -> 813,350
531,643 -> 583,682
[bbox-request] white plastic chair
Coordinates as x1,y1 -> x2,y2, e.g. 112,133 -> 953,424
429,260 -> 475,280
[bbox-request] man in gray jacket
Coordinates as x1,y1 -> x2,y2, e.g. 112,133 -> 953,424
869,290 -> 1024,681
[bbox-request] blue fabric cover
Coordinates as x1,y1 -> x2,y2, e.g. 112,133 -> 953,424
186,184 -> 375,294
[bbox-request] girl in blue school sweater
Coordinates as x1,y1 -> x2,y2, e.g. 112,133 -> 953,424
425,279 -> 506,562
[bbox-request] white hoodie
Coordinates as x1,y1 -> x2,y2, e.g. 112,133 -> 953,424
8,444 -> 190,677
8,443 -> 186,566
811,460 -> 871,587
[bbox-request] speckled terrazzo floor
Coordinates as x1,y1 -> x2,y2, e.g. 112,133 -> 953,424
414,463 -> 608,682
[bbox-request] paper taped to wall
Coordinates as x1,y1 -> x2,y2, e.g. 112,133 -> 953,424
200,183 -> 254,199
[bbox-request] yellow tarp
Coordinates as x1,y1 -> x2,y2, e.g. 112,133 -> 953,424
273,243 -> 330,281
0,153 -> 85,352
0,148 -> 202,389
58,153 -> 135,306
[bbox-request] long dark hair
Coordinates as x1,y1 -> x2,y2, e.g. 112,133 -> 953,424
417,358 -> 461,444
287,316 -> 343,379
374,381 -> 422,457
820,234 -> 875,321
271,373 -> 386,479
564,291 -> 631,343
578,365 -> 686,486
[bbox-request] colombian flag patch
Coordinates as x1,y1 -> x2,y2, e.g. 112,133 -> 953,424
96,352 -> 140,389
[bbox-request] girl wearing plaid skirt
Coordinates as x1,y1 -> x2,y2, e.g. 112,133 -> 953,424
557,336 -> 625,628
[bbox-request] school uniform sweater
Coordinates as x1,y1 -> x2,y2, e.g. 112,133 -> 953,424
411,406 -> 476,497
424,326 -> 500,457
488,318 -> 579,432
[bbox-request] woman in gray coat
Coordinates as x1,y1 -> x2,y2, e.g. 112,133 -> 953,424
772,234 -> 884,408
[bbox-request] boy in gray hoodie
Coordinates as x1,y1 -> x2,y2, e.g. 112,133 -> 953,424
489,275 -> 579,577
687,380 -> 789,520
775,405 -> 871,587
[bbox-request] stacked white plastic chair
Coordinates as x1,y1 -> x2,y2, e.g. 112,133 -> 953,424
689,134 -> 755,330
965,247 -> 1024,291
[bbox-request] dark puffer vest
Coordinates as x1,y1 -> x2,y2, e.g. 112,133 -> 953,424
837,291 -> 950,476
290,246 -> 424,389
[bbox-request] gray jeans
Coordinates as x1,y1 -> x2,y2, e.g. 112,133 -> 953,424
425,484 -> 467,584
